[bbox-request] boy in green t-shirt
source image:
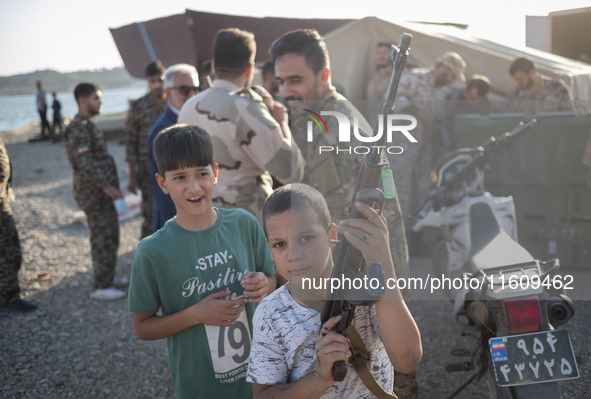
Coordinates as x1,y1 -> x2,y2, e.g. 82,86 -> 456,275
128,124 -> 276,399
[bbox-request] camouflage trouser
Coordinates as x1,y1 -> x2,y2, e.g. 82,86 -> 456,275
385,186 -> 418,399
138,161 -> 154,239
383,193 -> 409,282
0,211 -> 22,306
394,369 -> 419,399
75,192 -> 119,289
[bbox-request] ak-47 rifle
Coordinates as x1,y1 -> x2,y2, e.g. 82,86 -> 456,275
320,33 -> 412,381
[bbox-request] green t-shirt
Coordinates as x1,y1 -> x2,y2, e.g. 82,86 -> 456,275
128,208 -> 275,399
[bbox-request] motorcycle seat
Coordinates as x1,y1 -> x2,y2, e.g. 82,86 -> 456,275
467,202 -> 534,272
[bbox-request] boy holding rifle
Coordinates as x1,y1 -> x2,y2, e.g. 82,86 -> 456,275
247,183 -> 421,398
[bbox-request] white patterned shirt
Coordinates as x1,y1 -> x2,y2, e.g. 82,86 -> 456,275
247,285 -> 393,398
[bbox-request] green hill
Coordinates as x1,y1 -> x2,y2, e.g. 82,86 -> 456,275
0,67 -> 143,96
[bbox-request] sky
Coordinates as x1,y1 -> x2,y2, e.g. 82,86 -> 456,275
0,0 -> 590,77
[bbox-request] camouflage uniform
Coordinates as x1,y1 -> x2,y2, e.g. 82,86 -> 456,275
390,69 -> 451,225
510,75 -> 572,113
366,67 -> 394,123
125,93 -> 167,238
389,71 -> 451,399
64,114 -> 120,289
291,87 -> 415,399
367,67 -> 393,102
178,80 -> 305,223
0,138 -> 22,306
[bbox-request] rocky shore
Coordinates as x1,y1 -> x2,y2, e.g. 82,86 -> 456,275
0,122 -> 588,398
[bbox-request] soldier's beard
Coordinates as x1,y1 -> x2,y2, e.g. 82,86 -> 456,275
284,97 -> 305,115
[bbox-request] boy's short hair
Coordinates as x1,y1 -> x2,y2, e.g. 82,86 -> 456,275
263,183 -> 331,235
270,29 -> 330,75
153,124 -> 215,176
74,83 -> 101,103
214,28 -> 256,79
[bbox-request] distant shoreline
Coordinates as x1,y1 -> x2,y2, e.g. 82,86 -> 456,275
0,112 -> 127,145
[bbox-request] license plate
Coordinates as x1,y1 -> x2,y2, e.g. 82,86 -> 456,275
489,330 -> 579,386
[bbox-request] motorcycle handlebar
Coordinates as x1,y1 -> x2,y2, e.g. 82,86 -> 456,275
413,196 -> 438,222
410,119 -> 537,227
484,119 -> 537,150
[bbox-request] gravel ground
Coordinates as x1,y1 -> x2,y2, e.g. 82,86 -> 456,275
1,129 -> 588,398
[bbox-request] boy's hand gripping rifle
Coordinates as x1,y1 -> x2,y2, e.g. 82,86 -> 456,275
320,33 -> 412,381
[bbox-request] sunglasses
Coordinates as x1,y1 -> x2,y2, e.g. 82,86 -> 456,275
171,85 -> 199,96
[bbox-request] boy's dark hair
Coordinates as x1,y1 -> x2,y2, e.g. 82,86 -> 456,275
263,183 -> 331,235
467,74 -> 491,97
377,42 -> 390,49
270,29 -> 330,75
509,57 -> 535,76
153,124 -> 215,176
74,83 -> 101,103
214,28 -> 256,79
146,60 -> 165,77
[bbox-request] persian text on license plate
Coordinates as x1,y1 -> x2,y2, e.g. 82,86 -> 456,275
489,330 -> 579,386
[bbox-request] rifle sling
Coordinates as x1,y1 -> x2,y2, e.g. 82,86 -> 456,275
286,282 -> 399,399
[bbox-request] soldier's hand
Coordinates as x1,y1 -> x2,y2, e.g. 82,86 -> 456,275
128,165 -> 138,194
251,85 -> 274,110
270,101 -> 288,125
103,185 -> 123,200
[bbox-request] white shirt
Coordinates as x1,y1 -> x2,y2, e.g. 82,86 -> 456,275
247,285 -> 394,398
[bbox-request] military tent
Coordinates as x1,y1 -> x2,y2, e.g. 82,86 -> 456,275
324,17 -> 591,111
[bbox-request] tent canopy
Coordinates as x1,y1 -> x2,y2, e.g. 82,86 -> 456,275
109,10 -> 351,79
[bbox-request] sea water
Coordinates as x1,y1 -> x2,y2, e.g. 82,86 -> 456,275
0,86 -> 147,132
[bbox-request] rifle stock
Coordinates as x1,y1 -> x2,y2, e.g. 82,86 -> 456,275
320,33 -> 412,381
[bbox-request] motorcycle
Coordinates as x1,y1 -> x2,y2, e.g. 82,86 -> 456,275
410,120 -> 579,398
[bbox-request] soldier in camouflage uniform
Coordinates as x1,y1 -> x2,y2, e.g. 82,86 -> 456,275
178,28 -> 304,223
509,56 -> 573,113
0,138 -> 37,312
366,42 -> 394,117
125,61 -> 167,238
390,51 -> 466,228
271,29 -> 417,399
64,83 -> 125,301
